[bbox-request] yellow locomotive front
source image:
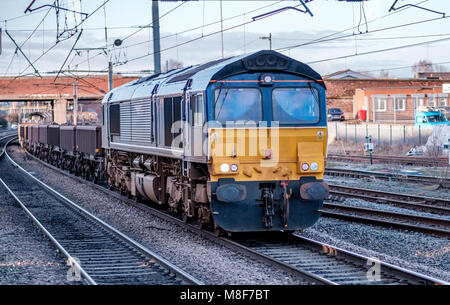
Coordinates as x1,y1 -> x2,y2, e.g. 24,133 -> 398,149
205,57 -> 329,232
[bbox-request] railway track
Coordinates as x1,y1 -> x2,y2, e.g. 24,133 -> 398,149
328,184 -> 450,215
0,134 -> 17,156
12,142 -> 449,285
0,139 -> 202,285
322,202 -> 450,237
231,233 -> 447,285
325,167 -> 450,188
327,153 -> 449,167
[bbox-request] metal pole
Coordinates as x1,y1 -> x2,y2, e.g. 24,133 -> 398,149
419,125 -> 421,145
108,61 -> 113,91
345,123 -> 348,142
335,122 -> 337,140
73,82 -> 78,126
390,125 -> 392,146
220,0 -> 224,58
152,0 -> 161,74
378,124 -> 380,145
403,125 -> 406,144
269,33 -> 272,50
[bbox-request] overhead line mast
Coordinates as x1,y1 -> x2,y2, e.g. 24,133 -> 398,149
152,0 -> 161,74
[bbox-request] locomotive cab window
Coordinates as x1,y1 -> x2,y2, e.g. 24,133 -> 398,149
214,88 -> 262,123
192,94 -> 204,126
272,88 -> 320,124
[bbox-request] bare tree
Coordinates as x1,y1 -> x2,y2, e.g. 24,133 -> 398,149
412,59 -> 433,77
379,69 -> 389,78
7,112 -> 18,124
163,59 -> 184,72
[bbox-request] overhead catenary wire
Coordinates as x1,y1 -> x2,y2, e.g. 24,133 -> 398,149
273,32 -> 450,42
276,0 -> 431,53
357,60 -> 450,75
112,1 -> 444,70
119,1 -> 187,44
5,0 -> 448,83
306,35 -> 450,65
3,7 -> 52,77
112,1 -> 309,68
70,0 -> 285,69
14,0 -> 111,79
276,15 -> 450,52
116,10 -> 450,69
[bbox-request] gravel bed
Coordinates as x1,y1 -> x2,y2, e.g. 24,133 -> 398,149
299,217 -> 450,282
325,173 -> 450,200
326,198 -> 450,221
7,145 -> 306,285
0,176 -> 72,285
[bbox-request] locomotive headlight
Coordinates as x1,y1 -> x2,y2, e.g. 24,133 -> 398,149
230,164 -> 239,172
301,163 -> 309,171
220,163 -> 230,173
260,73 -> 274,85
310,162 -> 319,171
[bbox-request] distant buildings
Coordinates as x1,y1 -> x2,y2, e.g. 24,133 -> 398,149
417,72 -> 450,80
324,69 -> 373,80
324,70 -> 449,123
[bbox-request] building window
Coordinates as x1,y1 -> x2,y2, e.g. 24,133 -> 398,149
438,97 -> 447,107
412,96 -> 425,110
374,97 -> 387,111
394,97 -> 406,111
428,96 -> 436,107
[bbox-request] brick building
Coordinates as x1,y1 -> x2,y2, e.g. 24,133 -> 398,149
0,75 -> 137,124
324,78 -> 450,123
354,86 -> 448,123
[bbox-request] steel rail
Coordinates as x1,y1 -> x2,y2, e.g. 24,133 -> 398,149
1,139 -> 202,285
328,184 -> 450,215
327,153 -> 449,167
292,234 -> 449,285
0,177 -> 97,285
0,134 -> 18,158
16,143 -> 449,285
322,202 -> 450,237
232,233 -> 449,285
325,167 -> 450,188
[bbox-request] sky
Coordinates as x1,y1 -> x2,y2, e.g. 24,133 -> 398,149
1,0 -> 450,78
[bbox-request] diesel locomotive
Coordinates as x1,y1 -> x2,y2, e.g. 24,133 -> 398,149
20,50 -> 329,233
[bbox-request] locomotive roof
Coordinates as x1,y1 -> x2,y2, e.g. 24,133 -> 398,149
104,50 -> 324,104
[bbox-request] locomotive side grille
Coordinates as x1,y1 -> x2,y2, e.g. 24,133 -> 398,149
131,99 -> 152,144
120,102 -> 132,141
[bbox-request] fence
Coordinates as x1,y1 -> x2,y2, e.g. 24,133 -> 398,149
328,122 -> 434,146
370,94 -> 449,123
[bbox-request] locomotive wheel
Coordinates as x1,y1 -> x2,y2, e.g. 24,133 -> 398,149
182,213 -> 192,224
213,227 -> 223,237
